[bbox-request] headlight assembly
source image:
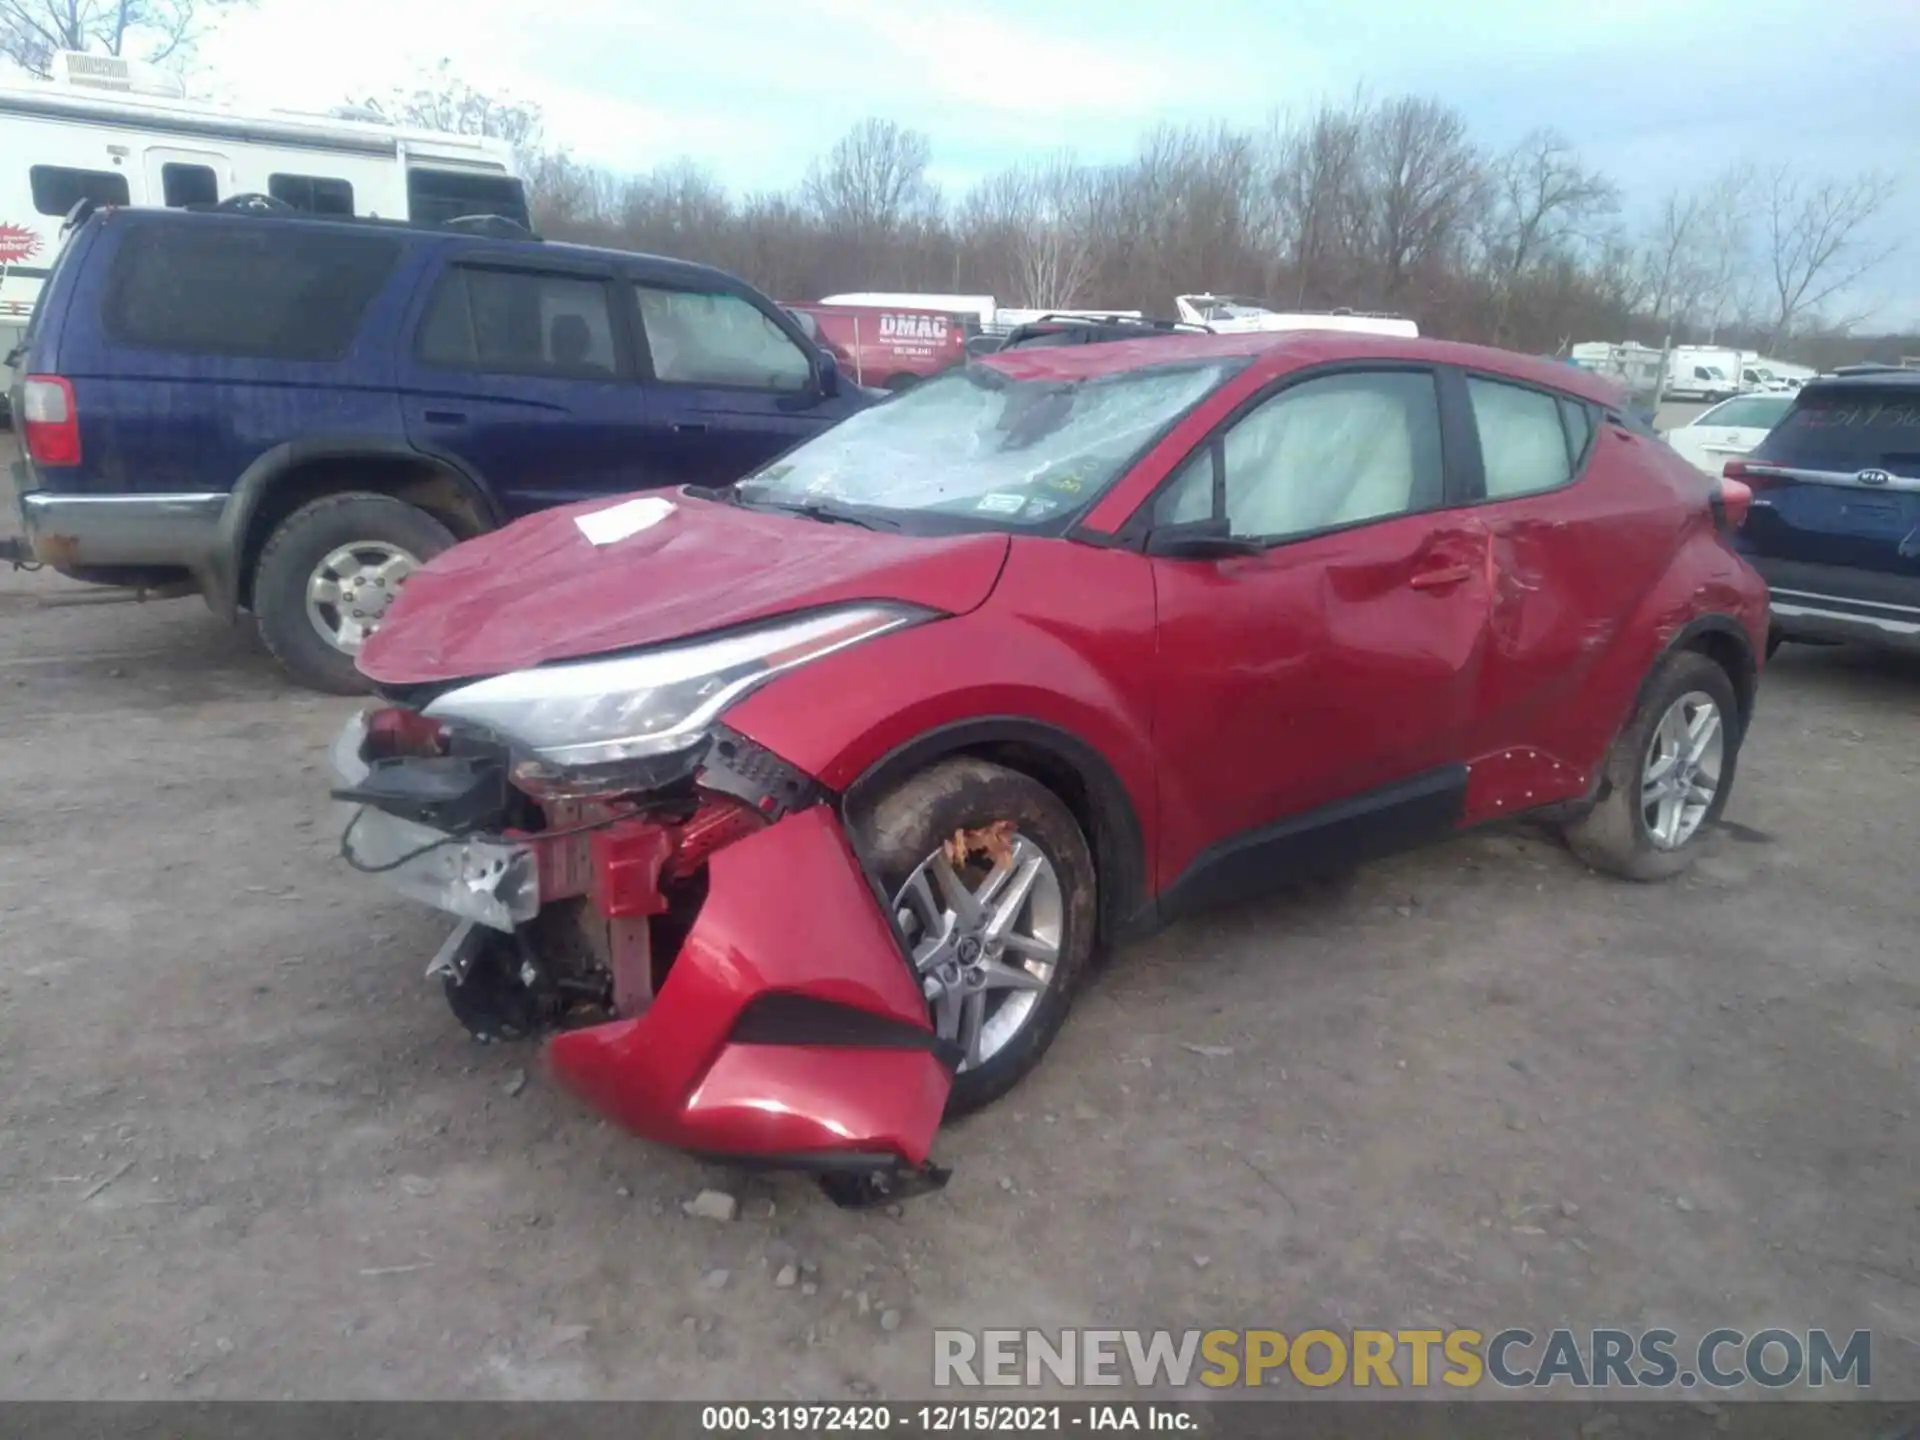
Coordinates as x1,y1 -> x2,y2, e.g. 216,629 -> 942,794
423,604 -> 934,770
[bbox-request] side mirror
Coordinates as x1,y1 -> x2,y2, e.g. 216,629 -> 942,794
813,349 -> 841,399
1143,516 -> 1262,559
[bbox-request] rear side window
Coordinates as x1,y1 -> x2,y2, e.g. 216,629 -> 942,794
1750,386 -> 1920,478
160,163 -> 218,207
407,169 -> 530,228
102,223 -> 401,360
30,165 -> 130,216
418,267 -> 620,378
270,174 -> 354,216
1559,397 -> 1596,464
1466,376 -> 1574,498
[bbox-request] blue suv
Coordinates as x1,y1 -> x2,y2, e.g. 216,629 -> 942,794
1726,366 -> 1920,658
5,203 -> 875,691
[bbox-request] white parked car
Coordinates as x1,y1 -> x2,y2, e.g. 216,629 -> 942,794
1663,392 -> 1795,473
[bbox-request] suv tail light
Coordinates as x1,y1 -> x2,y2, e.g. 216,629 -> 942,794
20,376 -> 80,467
1714,461 -> 1755,531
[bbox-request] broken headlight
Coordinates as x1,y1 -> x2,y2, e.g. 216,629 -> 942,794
422,604 -> 934,771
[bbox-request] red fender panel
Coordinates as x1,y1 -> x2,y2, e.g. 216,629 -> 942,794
546,806 -> 951,1165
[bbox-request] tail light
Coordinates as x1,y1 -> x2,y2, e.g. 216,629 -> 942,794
1714,460 -> 1755,531
20,376 -> 80,467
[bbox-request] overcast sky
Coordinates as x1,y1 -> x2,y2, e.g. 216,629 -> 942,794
194,0 -> 1919,326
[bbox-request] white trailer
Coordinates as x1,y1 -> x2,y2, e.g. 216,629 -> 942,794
1663,346 -> 1745,401
2,51 -> 527,390
1175,294 -> 1419,338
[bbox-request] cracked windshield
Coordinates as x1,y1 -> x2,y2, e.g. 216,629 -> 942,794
737,361 -> 1238,525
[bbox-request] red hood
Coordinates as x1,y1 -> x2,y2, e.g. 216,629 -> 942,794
357,494 -> 1010,683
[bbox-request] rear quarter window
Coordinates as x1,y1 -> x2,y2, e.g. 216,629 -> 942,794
1751,387 -> 1920,478
102,222 -> 402,361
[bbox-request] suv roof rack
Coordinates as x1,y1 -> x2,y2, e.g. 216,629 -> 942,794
1025,312 -> 1214,334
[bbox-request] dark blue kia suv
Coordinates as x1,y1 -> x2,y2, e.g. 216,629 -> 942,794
5,202 -> 874,692
1726,366 -> 1920,658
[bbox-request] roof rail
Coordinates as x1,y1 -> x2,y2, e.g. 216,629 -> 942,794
1026,312 -> 1215,335
158,200 -> 542,241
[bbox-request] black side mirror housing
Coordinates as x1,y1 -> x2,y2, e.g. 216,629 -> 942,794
1144,516 -> 1262,559
813,349 -> 841,399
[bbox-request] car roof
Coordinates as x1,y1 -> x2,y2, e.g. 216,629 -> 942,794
980,329 -> 1631,406
93,205 -> 744,290
1801,368 -> 1920,392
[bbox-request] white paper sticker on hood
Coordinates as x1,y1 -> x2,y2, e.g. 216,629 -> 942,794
574,496 -> 676,546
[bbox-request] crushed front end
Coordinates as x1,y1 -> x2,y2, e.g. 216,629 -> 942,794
328,607 -> 956,1207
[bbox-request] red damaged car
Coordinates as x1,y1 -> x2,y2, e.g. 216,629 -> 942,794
332,331 -> 1768,1205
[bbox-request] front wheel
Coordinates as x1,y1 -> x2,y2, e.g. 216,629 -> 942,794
1561,651 -> 1743,881
252,491 -> 455,694
854,758 -> 1096,1116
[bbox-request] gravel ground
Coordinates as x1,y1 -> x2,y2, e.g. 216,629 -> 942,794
1,433 -> 1916,1402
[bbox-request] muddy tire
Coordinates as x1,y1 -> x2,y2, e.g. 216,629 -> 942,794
1561,651 -> 1743,882
253,492 -> 455,695
854,758 -> 1095,1117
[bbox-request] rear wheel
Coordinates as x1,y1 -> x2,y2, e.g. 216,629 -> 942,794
253,491 -> 455,694
854,758 -> 1095,1116
1561,652 -> 1742,881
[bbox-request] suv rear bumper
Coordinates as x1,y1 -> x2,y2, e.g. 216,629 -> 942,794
7,458 -> 225,583
1748,554 -> 1920,654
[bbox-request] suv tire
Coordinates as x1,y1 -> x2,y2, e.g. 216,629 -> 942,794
253,491 -> 455,695
1561,651 -> 1743,882
853,758 -> 1096,1117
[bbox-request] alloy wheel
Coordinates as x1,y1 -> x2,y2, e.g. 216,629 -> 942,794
890,831 -> 1063,1072
1641,690 -> 1724,849
305,542 -> 419,655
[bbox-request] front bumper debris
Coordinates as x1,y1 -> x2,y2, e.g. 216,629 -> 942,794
328,709 -> 955,1187
546,806 -> 954,1171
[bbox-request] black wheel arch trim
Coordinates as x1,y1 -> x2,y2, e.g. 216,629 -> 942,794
840,715 -> 1154,945
209,436 -> 505,618
1651,612 -> 1759,732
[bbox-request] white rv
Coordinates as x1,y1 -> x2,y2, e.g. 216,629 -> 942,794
2,51 -> 527,385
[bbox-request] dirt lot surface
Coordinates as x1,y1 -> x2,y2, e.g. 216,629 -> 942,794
1,432 -> 1916,1403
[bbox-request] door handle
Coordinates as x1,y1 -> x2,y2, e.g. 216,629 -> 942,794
672,421 -> 710,434
1408,563 -> 1473,591
422,409 -> 467,425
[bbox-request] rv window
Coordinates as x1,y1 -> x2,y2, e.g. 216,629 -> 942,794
29,165 -> 130,216
161,163 -> 219,208
417,267 -> 620,378
406,169 -> 529,228
103,223 -> 401,361
270,174 -> 355,216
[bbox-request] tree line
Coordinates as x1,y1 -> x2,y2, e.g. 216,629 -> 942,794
518,100 -> 1904,363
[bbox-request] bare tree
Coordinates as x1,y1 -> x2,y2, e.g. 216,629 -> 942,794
1480,129 -> 1619,342
1692,163 -> 1756,343
1267,97 -> 1369,306
2,0 -> 251,77
1359,97 -> 1485,303
345,58 -> 543,152
1759,163 -> 1899,350
959,154 -> 1099,308
801,118 -> 935,237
